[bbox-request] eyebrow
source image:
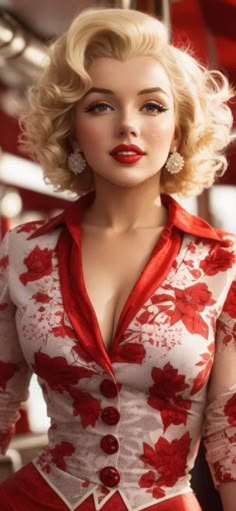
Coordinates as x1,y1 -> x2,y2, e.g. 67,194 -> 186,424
84,87 -> 170,97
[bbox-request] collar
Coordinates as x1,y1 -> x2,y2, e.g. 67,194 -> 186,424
29,192 -> 221,242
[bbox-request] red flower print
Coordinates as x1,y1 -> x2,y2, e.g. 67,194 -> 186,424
157,399 -> 191,431
48,441 -> 75,470
140,432 -> 191,488
17,220 -> 43,234
0,360 -> 18,390
222,281 -> 236,319
69,388 -> 101,428
150,364 -> 189,398
20,246 -> 54,285
32,352 -> 95,392
224,395 -> 236,426
0,255 -> 8,270
188,269 -> 201,279
217,319 -> 235,347
191,344 -> 214,395
212,462 -> 233,483
139,470 -> 156,488
51,316 -> 77,340
148,364 -> 191,430
137,310 -> 152,324
168,283 -> 215,338
111,342 -> 146,364
137,294 -> 172,324
200,247 -> 235,276
139,470 -> 165,499
72,343 -> 94,363
152,486 -> 166,499
32,292 -> 52,303
186,242 -> 196,254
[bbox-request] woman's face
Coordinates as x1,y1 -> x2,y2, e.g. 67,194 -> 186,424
75,56 -> 178,188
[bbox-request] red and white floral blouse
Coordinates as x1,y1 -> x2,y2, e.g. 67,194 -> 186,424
0,193 -> 236,511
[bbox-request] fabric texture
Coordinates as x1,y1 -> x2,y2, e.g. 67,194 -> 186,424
0,463 -> 202,511
0,193 -> 235,511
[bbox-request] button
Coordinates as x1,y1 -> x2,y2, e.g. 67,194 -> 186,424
101,407 -> 120,425
101,435 -> 119,454
100,379 -> 118,398
100,466 -> 120,487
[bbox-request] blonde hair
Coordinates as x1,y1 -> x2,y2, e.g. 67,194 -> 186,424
20,7 -> 235,196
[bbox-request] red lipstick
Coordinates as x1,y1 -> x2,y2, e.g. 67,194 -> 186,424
110,144 -> 145,164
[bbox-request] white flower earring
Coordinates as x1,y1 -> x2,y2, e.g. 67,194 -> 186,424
165,151 -> 184,174
68,146 -> 86,175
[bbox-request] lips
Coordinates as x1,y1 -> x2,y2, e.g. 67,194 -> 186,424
110,144 -> 145,155
110,144 -> 145,164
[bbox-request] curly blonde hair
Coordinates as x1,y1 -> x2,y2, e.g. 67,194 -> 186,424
20,7 -> 235,196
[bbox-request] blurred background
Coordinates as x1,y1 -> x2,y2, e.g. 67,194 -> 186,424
0,1 -> 235,507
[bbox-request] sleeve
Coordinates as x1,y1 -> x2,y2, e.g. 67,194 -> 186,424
0,232 -> 32,454
203,274 -> 236,486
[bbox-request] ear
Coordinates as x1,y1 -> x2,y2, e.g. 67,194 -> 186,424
170,127 -> 181,153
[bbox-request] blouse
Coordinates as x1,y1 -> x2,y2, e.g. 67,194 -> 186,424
0,192 -> 236,511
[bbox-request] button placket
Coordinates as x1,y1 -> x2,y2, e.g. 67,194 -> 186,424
99,378 -> 120,486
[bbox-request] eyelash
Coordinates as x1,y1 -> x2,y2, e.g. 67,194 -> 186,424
142,101 -> 168,113
84,101 -> 168,114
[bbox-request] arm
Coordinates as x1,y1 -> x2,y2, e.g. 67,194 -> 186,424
0,232 -> 32,453
203,275 -> 236,511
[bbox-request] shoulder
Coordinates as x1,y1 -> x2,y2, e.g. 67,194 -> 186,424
189,228 -> 236,281
6,218 -> 62,263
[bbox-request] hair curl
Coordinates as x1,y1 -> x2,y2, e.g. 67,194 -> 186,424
20,7 -> 235,196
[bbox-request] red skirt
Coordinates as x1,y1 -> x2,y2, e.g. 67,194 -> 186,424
0,463 -> 202,511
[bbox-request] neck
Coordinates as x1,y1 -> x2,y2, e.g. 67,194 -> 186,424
82,175 -> 168,232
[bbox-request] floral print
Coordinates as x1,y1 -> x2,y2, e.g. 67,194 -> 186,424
139,432 -> 191,496
20,245 -> 54,285
32,352 -> 96,393
148,364 -> 191,430
166,283 -> 215,338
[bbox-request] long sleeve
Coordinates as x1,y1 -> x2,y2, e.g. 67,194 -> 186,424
0,232 -> 32,453
203,274 -> 236,486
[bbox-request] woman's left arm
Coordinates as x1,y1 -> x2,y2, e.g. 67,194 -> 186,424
203,269 -> 236,511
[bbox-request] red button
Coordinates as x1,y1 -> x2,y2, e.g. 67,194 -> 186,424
101,407 -> 120,425
101,435 -> 119,454
100,466 -> 120,487
100,379 -> 118,398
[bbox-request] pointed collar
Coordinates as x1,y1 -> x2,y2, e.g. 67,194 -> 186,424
29,192 -> 221,242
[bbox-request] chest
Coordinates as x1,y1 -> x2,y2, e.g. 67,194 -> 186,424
80,227 -> 163,350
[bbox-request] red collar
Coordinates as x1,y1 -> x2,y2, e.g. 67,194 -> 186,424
29,192 -> 221,242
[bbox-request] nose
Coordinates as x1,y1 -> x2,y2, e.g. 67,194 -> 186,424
118,113 -> 140,138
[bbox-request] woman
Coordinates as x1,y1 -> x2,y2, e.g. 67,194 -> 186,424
0,7 -> 235,511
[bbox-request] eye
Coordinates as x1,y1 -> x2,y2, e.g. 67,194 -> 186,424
84,102 -> 114,113
142,101 -> 168,114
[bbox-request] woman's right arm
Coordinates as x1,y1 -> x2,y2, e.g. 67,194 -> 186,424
0,232 -> 32,454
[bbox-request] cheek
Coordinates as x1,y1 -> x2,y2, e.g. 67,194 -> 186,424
148,119 -> 175,143
75,121 -> 104,148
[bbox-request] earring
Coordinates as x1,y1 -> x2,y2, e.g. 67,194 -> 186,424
68,146 -> 86,175
165,151 -> 184,174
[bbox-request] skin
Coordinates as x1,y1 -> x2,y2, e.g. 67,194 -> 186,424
74,56 -> 179,350
76,56 -> 178,197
